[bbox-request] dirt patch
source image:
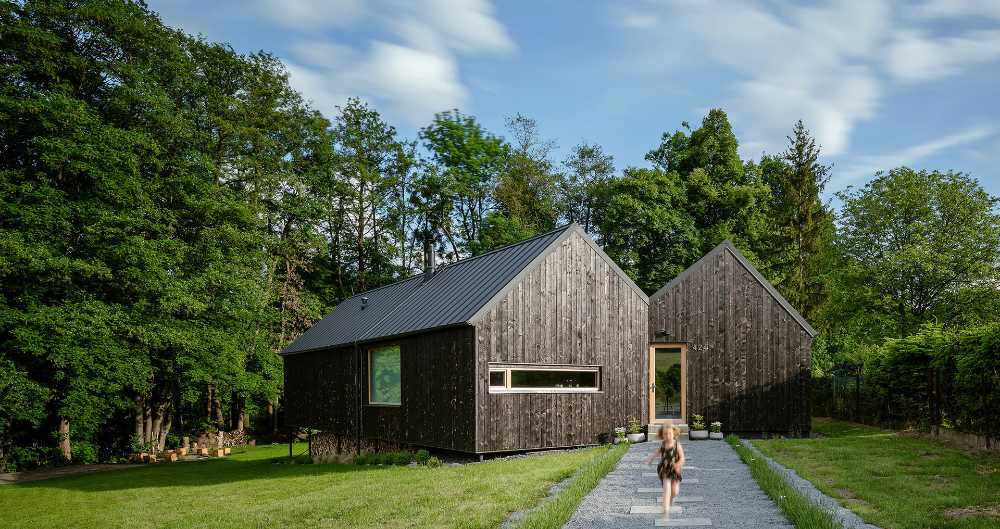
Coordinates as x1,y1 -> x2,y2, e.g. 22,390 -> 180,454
975,464 -> 998,475
944,505 -> 1000,519
0,464 -> 140,485
834,488 -> 858,499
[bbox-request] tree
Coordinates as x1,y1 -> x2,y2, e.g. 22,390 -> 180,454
759,121 -> 835,319
419,110 -> 509,255
829,168 -> 1000,342
644,109 -> 772,262
595,109 -> 773,292
591,168 -> 700,292
480,114 -> 559,251
559,142 -> 614,234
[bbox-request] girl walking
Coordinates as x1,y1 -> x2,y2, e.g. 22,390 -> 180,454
644,424 -> 685,516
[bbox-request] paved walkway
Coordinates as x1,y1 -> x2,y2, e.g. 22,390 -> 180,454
563,439 -> 793,528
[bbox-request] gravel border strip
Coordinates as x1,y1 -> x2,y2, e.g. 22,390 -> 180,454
739,440 -> 881,529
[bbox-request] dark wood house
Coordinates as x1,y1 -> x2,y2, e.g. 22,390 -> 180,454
283,228 -> 815,454
648,240 -> 816,436
282,224 -> 649,454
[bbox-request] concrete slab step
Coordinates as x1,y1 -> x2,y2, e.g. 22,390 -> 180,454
655,517 -> 712,526
630,505 -> 683,514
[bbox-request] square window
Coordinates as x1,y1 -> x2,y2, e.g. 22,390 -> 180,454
489,370 -> 506,388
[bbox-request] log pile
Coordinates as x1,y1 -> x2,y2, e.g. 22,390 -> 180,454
310,432 -> 405,463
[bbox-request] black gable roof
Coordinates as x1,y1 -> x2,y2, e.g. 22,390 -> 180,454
282,224 -> 578,355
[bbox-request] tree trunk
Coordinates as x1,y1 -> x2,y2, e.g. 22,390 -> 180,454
158,410 -> 172,452
206,384 -> 215,421
58,417 -> 71,461
150,404 -> 165,451
143,402 -> 153,445
135,396 -> 145,443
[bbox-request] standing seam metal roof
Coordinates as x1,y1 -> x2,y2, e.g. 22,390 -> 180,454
281,224 -> 575,355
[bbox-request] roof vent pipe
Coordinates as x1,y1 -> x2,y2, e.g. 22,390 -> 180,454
422,236 -> 436,281
360,296 -> 368,309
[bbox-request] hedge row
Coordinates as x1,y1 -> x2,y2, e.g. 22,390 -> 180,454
812,324 -> 1000,439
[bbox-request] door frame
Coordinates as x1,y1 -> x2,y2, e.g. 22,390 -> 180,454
648,343 -> 687,425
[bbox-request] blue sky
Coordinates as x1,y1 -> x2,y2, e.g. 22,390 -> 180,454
150,0 -> 1000,200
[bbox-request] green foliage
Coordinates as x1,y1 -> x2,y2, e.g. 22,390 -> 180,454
414,449 -> 430,464
690,414 -> 706,430
593,109 -> 773,292
419,109 -> 509,255
426,455 -> 442,468
559,142 -> 614,234
828,168 -> 1000,343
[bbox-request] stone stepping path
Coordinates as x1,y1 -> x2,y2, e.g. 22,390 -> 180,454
562,439 -> 795,529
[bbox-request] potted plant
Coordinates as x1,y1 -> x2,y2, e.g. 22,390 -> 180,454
709,421 -> 724,440
626,417 -> 645,443
613,426 -> 627,444
688,414 -> 709,440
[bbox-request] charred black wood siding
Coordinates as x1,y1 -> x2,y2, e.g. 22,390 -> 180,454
283,345 -> 358,434
473,231 -> 649,452
283,326 -> 476,452
649,247 -> 811,435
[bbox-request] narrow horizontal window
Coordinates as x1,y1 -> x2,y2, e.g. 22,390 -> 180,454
488,364 -> 601,393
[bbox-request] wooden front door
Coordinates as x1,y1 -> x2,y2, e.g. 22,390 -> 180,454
648,344 -> 686,424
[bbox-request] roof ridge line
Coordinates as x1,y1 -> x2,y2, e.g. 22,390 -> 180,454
434,223 -> 574,271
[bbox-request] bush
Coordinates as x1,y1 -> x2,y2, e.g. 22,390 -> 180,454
71,441 -> 98,464
427,456 -> 442,468
690,414 -> 706,430
812,323 -> 1000,439
415,449 -> 430,464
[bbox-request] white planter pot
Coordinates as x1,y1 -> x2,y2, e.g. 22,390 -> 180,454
613,436 -> 625,444
689,430 -> 709,440
709,432 -> 724,440
627,433 -> 645,443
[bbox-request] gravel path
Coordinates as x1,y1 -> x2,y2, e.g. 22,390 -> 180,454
563,439 -> 793,528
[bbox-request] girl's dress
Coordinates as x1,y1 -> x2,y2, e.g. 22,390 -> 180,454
656,442 -> 682,482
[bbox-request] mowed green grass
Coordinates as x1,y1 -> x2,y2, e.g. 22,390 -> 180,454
754,418 -> 1000,529
0,443 -> 609,529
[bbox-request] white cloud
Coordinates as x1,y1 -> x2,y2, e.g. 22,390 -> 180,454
914,0 -> 1000,20
262,0 -> 512,125
886,30 -> 1000,83
838,125 -> 996,183
257,0 -> 365,29
612,1 -> 1000,159
614,0 -> 888,156
285,38 -> 469,124
366,42 -> 469,122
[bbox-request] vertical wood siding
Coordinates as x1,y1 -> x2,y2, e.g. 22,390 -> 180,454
649,248 -> 811,435
473,231 -> 649,452
283,326 -> 476,452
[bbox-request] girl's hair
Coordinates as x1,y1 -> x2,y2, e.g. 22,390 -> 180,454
660,424 -> 681,440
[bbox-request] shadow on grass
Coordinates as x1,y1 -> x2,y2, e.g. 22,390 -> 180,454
13,453 -> 396,493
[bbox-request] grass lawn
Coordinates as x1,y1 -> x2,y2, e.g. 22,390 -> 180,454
754,417 -> 1000,529
0,443 -> 613,529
